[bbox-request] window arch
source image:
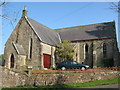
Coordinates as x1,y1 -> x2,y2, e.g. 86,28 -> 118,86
103,43 -> 107,58
29,38 -> 33,59
10,54 -> 14,68
84,44 -> 89,59
90,43 -> 93,68
85,44 -> 89,53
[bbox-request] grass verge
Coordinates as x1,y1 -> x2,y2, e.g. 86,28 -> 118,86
2,77 -> 119,89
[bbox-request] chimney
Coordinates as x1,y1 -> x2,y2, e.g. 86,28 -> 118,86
22,6 -> 27,17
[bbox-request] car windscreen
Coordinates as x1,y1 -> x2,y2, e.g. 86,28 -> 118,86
72,61 -> 77,64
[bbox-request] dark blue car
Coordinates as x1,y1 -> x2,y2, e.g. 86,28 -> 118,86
57,60 -> 89,70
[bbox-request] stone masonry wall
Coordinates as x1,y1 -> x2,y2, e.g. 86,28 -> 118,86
4,17 -> 56,70
2,67 -> 28,88
2,67 -> 119,88
74,38 -> 116,68
4,17 -> 42,70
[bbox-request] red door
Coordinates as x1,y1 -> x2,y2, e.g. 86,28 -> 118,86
43,54 -> 51,69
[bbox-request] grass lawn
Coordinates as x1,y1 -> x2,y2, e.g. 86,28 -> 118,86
2,78 -> 119,89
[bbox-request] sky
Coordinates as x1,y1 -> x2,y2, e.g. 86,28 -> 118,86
1,2 -> 120,54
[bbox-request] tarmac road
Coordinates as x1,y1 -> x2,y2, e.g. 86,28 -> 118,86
60,84 -> 120,90
82,84 -> 119,88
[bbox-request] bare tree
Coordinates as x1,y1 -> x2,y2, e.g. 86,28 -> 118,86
0,0 -> 11,20
1,0 -> 20,29
0,0 -> 20,20
0,1 -> 7,7
110,2 -> 120,13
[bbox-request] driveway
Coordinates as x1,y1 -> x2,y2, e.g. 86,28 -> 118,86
81,84 -> 119,88
78,84 -> 120,90
61,84 -> 119,90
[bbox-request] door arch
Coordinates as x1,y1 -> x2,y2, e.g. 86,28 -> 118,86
10,54 -> 15,68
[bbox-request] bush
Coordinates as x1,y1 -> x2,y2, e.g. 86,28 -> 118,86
102,58 -> 114,67
0,54 -> 4,66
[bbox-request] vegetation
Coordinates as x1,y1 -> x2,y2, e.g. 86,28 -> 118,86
0,54 -> 4,59
102,58 -> 114,67
56,41 -> 74,62
0,54 -> 4,66
2,78 -> 119,89
110,2 -> 120,13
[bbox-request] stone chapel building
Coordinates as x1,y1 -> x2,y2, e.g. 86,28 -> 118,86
4,8 -> 120,70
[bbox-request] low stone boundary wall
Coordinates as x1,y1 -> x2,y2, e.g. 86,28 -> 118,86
2,67 -> 119,88
31,71 -> 119,86
2,67 -> 28,88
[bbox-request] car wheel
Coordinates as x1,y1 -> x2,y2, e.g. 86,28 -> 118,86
81,67 -> 86,71
61,67 -> 66,70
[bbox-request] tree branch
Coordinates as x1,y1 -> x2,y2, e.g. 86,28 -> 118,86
110,2 -> 120,13
0,14 -> 17,20
0,1 -> 7,7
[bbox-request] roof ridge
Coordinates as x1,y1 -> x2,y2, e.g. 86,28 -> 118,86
55,21 -> 115,30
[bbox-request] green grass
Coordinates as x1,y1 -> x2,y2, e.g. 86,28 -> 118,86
2,78 -> 119,89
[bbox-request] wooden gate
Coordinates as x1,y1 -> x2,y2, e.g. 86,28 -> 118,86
43,54 -> 51,69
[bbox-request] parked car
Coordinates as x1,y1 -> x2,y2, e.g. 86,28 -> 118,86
57,60 -> 89,70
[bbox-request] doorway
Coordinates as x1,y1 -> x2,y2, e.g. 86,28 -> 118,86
43,54 -> 51,69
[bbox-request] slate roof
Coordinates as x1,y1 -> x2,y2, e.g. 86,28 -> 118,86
12,43 -> 26,55
56,21 -> 115,41
27,17 -> 60,46
25,16 -> 115,45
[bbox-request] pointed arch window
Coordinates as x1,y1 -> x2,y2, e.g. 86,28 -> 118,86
29,38 -> 33,59
84,44 -> 89,59
10,54 -> 14,68
85,44 -> 88,53
103,43 -> 107,58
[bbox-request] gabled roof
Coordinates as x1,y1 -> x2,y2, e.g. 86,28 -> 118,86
25,17 -> 61,46
25,15 -> 115,44
56,21 -> 115,41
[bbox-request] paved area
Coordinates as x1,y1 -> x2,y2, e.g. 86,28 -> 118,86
76,84 -> 120,90
59,84 -> 120,90
82,84 -> 119,88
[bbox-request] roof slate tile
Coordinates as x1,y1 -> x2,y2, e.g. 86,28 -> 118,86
56,21 -> 115,41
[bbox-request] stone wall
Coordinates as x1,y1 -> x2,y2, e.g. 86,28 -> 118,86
4,17 -> 57,70
32,71 -> 118,86
2,67 -> 28,88
2,67 -> 119,88
4,17 -> 42,70
74,38 -> 116,68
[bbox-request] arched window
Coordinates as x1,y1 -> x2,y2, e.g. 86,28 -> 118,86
29,38 -> 33,59
10,54 -> 14,68
85,44 -> 88,53
103,43 -> 107,58
90,43 -> 93,68
84,44 -> 89,59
